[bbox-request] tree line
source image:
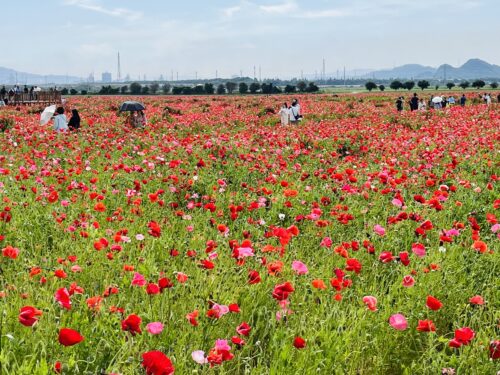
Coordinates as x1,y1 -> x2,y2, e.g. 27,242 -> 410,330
61,81 -> 320,96
364,80 -> 498,92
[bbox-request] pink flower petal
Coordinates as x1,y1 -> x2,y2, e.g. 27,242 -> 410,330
146,322 -> 164,335
292,260 -> 309,275
389,314 -> 408,331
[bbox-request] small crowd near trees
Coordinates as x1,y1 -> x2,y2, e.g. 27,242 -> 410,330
395,92 -> 499,112
365,79 -> 499,92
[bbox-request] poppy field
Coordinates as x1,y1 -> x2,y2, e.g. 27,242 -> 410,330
0,94 -> 498,374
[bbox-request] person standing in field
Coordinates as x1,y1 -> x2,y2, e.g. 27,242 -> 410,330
410,93 -> 419,111
289,99 -> 301,124
278,103 -> 290,126
485,93 -> 492,106
418,98 -> 426,111
396,97 -> 403,112
53,107 -> 68,132
497,93 -> 500,103
460,94 -> 467,107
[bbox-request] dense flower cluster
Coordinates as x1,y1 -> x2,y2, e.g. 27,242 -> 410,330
0,94 -> 497,373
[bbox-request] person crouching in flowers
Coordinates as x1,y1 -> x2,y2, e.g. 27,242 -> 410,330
136,110 -> 147,128
53,107 -> 68,132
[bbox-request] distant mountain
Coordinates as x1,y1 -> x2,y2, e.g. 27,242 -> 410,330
0,67 -> 82,85
369,64 -> 437,80
368,59 -> 500,80
434,59 -> 500,80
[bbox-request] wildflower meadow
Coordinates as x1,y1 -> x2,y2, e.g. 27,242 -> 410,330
0,93 -> 498,374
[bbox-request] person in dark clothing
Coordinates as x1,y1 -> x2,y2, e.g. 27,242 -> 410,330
410,93 -> 419,111
68,109 -> 81,131
0,86 -> 6,100
497,93 -> 500,103
460,94 -> 467,107
396,97 -> 403,112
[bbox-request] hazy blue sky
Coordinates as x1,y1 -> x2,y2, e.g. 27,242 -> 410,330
2,0 -> 499,79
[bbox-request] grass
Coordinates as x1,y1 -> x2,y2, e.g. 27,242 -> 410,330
0,93 -> 498,374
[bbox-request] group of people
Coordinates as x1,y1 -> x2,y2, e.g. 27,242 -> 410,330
0,85 -> 43,104
396,92 -> 500,112
52,107 -> 81,132
128,110 -> 147,128
278,99 -> 302,126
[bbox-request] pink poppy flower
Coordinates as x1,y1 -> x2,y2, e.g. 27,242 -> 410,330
320,237 -> 332,248
362,296 -> 378,311
411,243 -> 426,258
131,272 -> 146,287
292,260 -> 309,275
402,275 -> 415,287
389,314 -> 408,331
214,339 -> 231,351
146,322 -> 164,335
374,225 -> 386,236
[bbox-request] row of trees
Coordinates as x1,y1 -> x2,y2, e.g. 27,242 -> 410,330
365,79 -> 498,92
63,81 -> 320,96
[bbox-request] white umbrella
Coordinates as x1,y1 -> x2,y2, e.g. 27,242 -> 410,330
34,87 -> 42,92
432,96 -> 443,104
40,105 -> 56,125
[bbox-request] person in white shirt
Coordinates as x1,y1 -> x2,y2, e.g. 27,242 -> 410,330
418,98 -> 426,111
485,94 -> 492,106
53,107 -> 68,132
278,103 -> 290,126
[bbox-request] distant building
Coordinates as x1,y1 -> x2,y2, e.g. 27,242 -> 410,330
102,72 -> 112,83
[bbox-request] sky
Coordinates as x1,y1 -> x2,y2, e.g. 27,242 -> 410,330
2,0 -> 500,80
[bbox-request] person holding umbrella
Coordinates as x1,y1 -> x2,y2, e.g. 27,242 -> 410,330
119,101 -> 146,128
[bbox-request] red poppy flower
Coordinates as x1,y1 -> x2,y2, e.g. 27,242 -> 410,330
416,319 -> 436,332
147,221 -> 162,237
272,282 -> 294,301
426,295 -> 443,311
141,351 -> 175,375
2,245 -> 19,259
121,314 -> 142,335
58,328 -> 84,346
18,306 -> 42,327
345,258 -> 362,273
146,283 -> 160,295
54,288 -> 71,310
231,336 -> 245,348
293,336 -> 306,349
469,295 -> 484,305
158,277 -> 174,290
236,322 -> 252,336
186,310 -> 199,326
312,279 -> 327,290
490,340 -> 500,360
449,327 -> 475,348
248,270 -> 261,284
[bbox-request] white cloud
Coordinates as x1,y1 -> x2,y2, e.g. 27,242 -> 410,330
223,5 -> 242,17
298,9 -> 349,19
259,1 -> 298,14
63,0 -> 142,21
